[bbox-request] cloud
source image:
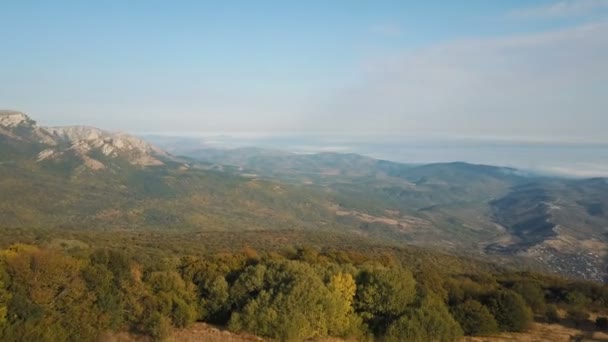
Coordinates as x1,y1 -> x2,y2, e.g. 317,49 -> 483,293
536,163 -> 608,178
312,21 -> 608,142
509,0 -> 608,19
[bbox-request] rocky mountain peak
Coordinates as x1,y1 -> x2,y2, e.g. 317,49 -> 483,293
46,126 -> 168,164
0,110 -> 34,128
0,110 -> 173,169
0,110 -> 57,145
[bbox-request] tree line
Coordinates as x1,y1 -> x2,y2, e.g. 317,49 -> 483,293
0,243 -> 607,341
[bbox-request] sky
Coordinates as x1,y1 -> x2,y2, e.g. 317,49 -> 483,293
1,0 -> 608,142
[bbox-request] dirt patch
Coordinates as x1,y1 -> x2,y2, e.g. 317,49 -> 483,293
100,322 -> 608,342
462,322 -> 607,342
329,204 -> 430,232
168,323 -> 265,342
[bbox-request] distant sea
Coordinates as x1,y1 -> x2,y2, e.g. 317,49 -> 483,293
142,133 -> 608,178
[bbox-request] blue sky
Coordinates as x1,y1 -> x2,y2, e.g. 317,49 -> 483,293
1,1 -> 607,141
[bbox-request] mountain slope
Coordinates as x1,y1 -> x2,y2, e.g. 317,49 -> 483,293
1,112 -> 607,282
0,110 -> 173,170
162,145 -> 608,281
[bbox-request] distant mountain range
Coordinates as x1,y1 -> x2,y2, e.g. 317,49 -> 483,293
1,111 -> 607,282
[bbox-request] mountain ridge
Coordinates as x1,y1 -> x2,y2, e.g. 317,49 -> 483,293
1,111 -> 607,282
0,111 -> 173,169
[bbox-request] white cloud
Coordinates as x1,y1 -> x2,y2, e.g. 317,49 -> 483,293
509,0 -> 608,19
312,21 -> 608,142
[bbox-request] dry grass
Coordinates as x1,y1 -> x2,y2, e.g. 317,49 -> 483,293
100,322 -> 608,342
168,323 -> 265,342
462,322 -> 608,342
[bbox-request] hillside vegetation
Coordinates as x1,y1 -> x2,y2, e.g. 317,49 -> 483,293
2,111 -> 608,340
1,230 -> 607,341
1,112 -> 607,283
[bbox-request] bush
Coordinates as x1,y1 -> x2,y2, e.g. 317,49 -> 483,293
355,266 -> 417,334
545,304 -> 560,323
451,300 -> 499,336
145,312 -> 173,341
485,290 -> 532,332
228,260 -> 364,340
566,291 -> 591,308
512,281 -> 546,314
566,308 -> 589,328
386,295 -> 463,342
595,316 -> 608,330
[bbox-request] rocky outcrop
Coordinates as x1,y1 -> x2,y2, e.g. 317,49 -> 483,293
0,110 -> 170,169
0,110 -> 58,145
47,126 -> 168,166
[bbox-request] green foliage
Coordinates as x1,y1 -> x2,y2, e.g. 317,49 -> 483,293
485,290 -> 533,332
228,260 -> 363,341
200,275 -> 230,323
566,290 -> 591,308
385,295 -> 463,342
451,299 -> 499,336
512,281 -> 546,314
1,245 -> 100,341
415,265 -> 448,300
146,271 -> 198,328
145,312 -> 173,341
0,234 -> 604,341
355,266 -> 416,334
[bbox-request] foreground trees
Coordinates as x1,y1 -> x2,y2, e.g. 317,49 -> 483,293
0,243 -> 605,341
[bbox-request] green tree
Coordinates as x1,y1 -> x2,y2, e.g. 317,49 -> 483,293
386,295 -> 463,342
145,312 -> 173,341
485,290 -> 532,332
229,260 -> 361,341
355,266 -> 416,334
146,271 -> 198,328
200,275 -> 230,323
325,272 -> 364,337
229,264 -> 267,309
512,281 -> 546,314
2,245 -> 100,341
451,299 -> 498,336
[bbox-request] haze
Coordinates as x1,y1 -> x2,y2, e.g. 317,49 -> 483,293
1,0 -> 607,143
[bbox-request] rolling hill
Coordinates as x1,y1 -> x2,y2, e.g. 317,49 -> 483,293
1,111 -> 607,282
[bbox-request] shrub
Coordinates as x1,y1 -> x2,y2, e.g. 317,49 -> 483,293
595,316 -> 608,330
386,295 -> 463,342
451,300 -> 499,336
545,304 -> 560,323
512,281 -> 546,314
485,290 -> 532,332
566,308 -> 589,328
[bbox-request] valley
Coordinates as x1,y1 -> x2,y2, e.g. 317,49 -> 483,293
0,112 -> 606,341
1,111 -> 607,283
4,2 -> 607,340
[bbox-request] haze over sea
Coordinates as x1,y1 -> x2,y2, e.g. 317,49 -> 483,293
142,133 -> 608,178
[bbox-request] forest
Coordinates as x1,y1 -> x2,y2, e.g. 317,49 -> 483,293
0,232 -> 607,342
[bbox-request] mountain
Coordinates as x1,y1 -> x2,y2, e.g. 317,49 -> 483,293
159,145 -> 608,282
0,110 -> 172,170
1,111 -> 607,282
0,111 -> 356,235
